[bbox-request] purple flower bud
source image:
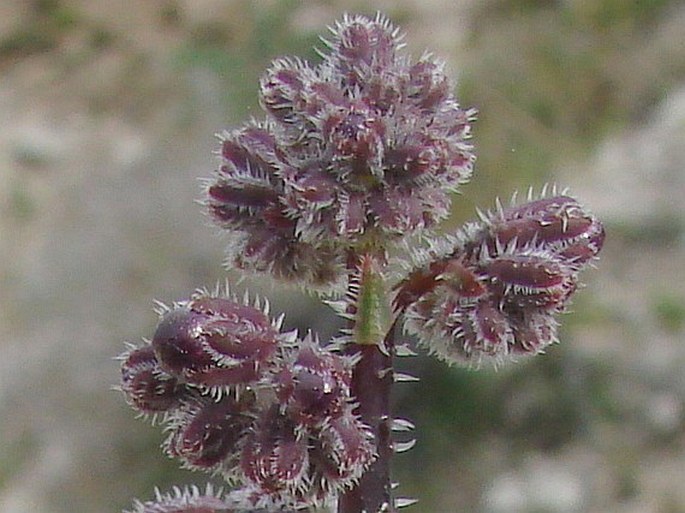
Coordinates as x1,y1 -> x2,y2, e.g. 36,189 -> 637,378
259,58 -> 312,124
151,293 -> 280,393
272,339 -> 353,426
481,252 -> 576,310
407,59 -> 450,111
119,344 -> 188,416
331,15 -> 398,69
233,227 -> 345,288
309,409 -> 376,492
323,105 -> 385,168
468,193 -> 605,270
405,292 -> 513,364
393,258 -> 486,314
163,394 -> 254,473
367,187 -> 440,234
240,406 -> 309,496
207,126 -> 280,230
399,191 -> 604,366
509,310 -> 559,355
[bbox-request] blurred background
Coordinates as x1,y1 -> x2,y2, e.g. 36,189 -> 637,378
1,1 -> 684,512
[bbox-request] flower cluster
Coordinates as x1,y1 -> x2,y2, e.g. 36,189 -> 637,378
396,191 -> 605,366
204,13 -> 475,290
119,12 -> 606,513
120,289 -> 375,510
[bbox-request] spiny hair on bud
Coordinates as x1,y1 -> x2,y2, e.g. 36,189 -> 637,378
272,332 -> 356,427
125,484 -> 229,513
397,187 -> 603,287
222,485 -> 314,512
404,297 -> 513,368
327,12 -> 404,47
397,234 -> 458,268
395,497 -> 420,509
240,405 -> 311,498
224,231 -> 349,297
118,341 -> 189,421
397,187 -> 605,367
458,184 -> 564,231
309,407 -> 377,493
161,392 -> 255,476
194,284 -> 288,333
148,284 -> 293,397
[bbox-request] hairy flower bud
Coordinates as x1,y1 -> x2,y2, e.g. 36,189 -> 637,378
259,58 -> 312,124
240,406 -> 310,497
204,13 -> 476,290
482,251 -> 576,310
272,337 -> 353,426
119,343 -> 188,416
398,191 -> 604,366
151,292 -> 280,394
465,193 -> 605,270
163,393 -> 255,474
309,409 -> 377,493
120,282 -> 379,506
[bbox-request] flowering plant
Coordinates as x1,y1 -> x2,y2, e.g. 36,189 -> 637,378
119,13 -> 604,513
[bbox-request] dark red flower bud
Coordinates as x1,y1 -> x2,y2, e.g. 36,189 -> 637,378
119,344 -> 187,416
240,406 -> 309,495
323,106 -> 385,170
163,394 -> 254,473
152,308 -> 214,377
309,409 -> 376,492
508,310 -> 559,355
207,126 -> 280,230
367,187 -> 437,234
468,193 -> 605,270
151,292 -> 280,394
233,227 -> 345,288
405,293 -> 512,364
407,59 -> 450,111
281,164 -> 340,209
259,58 -> 311,124
393,257 -> 486,314
272,339 -> 353,426
481,252 -> 576,310
325,14 -> 399,89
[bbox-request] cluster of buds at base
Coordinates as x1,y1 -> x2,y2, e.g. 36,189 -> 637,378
395,191 -> 605,367
119,289 -> 375,510
203,13 -> 475,292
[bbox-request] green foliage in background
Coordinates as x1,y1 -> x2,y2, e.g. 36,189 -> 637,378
459,0 -> 683,208
172,0 -> 321,119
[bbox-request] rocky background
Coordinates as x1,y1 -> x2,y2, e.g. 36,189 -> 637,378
1,1 -> 684,512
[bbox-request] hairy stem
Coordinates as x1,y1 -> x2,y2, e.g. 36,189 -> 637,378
339,326 -> 395,513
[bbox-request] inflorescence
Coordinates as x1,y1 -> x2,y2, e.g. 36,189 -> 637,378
203,12 -> 476,292
119,12 -> 604,513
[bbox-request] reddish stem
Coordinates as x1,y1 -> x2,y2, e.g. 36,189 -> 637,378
338,325 -> 396,513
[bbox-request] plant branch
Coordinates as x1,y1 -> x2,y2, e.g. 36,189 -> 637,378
339,324 -> 396,513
